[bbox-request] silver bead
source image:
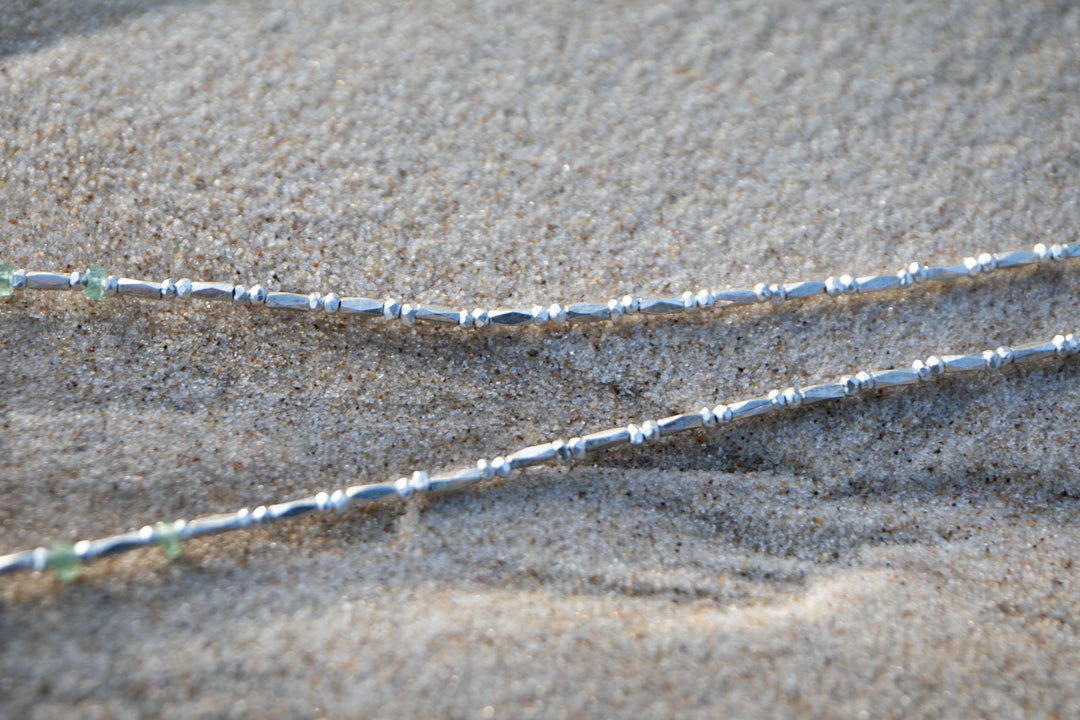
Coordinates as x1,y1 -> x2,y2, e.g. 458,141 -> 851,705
897,268 -> 914,287
842,375 -> 859,396
619,295 -> 639,315
994,346 -> 1014,366
160,279 -> 177,299
979,252 -> 996,272
105,276 -> 119,297
383,297 -> 401,320
548,303 -> 568,324
712,404 -> 733,423
315,491 -> 331,510
700,406 -> 716,428
232,284 -> 250,305
11,269 -> 26,290
477,458 -> 495,481
753,282 -> 772,303
491,456 -> 511,478
1034,243 -> 1052,263
681,291 -> 697,312
568,437 -> 587,460
252,505 -> 271,521
783,387 -> 803,408
982,349 -> 1002,369
531,304 -> 549,327
551,439 -> 571,461
472,308 -> 489,329
607,299 -> 623,323
856,371 -> 875,392
69,271 -> 83,289
308,292 -> 324,311
907,262 -> 927,282
394,476 -> 413,498
1051,244 -> 1068,262
768,389 -> 787,407
176,278 -> 193,300
912,359 -> 932,380
248,284 -> 267,306
627,424 -> 644,445
963,256 -> 981,277
458,309 -> 474,329
695,289 -> 715,309
323,292 -> 341,314
410,470 -> 430,493
400,303 -> 416,326
642,420 -> 661,441
925,355 -> 946,376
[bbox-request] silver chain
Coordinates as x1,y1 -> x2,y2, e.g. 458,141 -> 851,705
0,327 -> 1077,578
2,241 -> 1078,328
1,241 -> 1079,578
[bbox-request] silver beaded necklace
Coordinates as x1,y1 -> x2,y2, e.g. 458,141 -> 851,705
1,240 -> 1078,580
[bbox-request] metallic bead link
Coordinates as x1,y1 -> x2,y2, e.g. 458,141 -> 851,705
5,241 -> 1076,329
2,329 -> 1076,579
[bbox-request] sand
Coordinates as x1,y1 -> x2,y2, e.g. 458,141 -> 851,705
1,1 -> 1079,717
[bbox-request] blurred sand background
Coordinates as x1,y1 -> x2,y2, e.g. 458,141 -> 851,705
1,1 -> 1079,717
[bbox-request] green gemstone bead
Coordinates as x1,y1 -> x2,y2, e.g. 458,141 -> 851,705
0,263 -> 13,297
83,265 -> 108,300
155,522 -> 182,560
46,542 -> 82,582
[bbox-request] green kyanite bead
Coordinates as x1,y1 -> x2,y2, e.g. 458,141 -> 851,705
46,542 -> 82,582
155,522 -> 182,560
0,263 -> 13,297
83,265 -> 108,300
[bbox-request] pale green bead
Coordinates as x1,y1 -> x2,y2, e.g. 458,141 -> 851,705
83,265 -> 108,301
0,263 -> 13,297
155,522 -> 182,560
46,542 -> 81,582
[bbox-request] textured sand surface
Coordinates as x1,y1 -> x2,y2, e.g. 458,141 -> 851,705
1,1 -> 1079,717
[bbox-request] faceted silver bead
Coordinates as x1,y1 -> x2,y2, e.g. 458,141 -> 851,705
753,282 -> 772,303
1051,244 -> 1068,262
248,284 -> 267,306
619,295 -> 639,315
415,306 -> 465,326
394,477 -> 413,498
681,291 -> 697,312
472,308 -> 489,329
252,505 -> 271,521
551,439 -> 572,461
315,491 -> 331,510
491,456 -> 511,478
323,293 -> 341,314
695,289 -> 715,309
712,404 -> 733,423
824,276 -> 843,297
912,359 -> 933,380
994,346 -> 1014,366
176,278 -> 193,300
410,471 -> 430,493
69,271 -> 83,289
627,424 -> 644,445
160,279 -> 177,299
908,262 -> 927,282
963,257 -> 981,277
458,309 -> 474,329
548,303 -> 568,324
489,308 -> 534,325
1035,243 -> 1052,263
982,349 -> 1002,369
768,389 -> 787,407
383,297 -> 401,320
783,387 -> 803,408
642,420 -> 661,442
925,355 -> 946,376
700,406 -> 716,428
232,284 -> 250,305
855,371 -> 875,391
11,269 -> 26,290
531,304 -> 549,327
308,292 -> 324,311
978,252 -> 996,272
568,437 -> 587,460
897,268 -> 914,287
607,299 -> 624,323
566,303 -> 610,323
477,458 -> 495,481
106,276 -> 119,297
400,303 -> 416,326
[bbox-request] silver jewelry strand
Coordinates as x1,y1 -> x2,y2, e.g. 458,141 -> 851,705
2,331 -> 1076,579
1,241 -> 1078,328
